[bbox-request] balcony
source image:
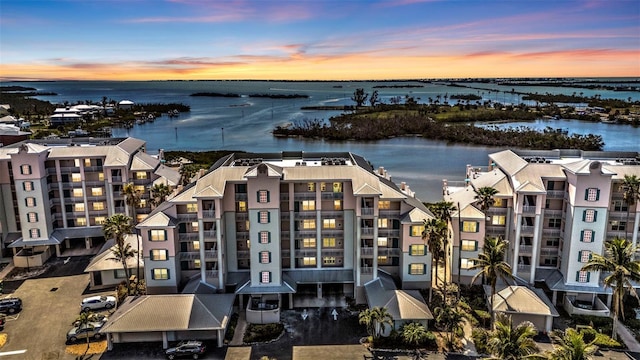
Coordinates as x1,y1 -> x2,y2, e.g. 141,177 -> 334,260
237,250 -> 250,259
564,295 -> 610,317
203,230 -> 217,239
321,248 -> 344,256
518,245 -> 533,254
281,249 -> 291,258
378,229 -> 400,237
132,178 -> 149,185
111,176 -> 123,183
321,210 -> 343,218
235,212 -> 248,221
84,166 -> 103,172
379,209 -> 400,218
608,211 -> 628,220
294,249 -> 317,257
281,212 -> 290,221
180,251 -> 201,260
361,247 -> 374,256
202,209 -> 215,219
543,228 -> 562,237
321,192 -> 343,200
294,211 -> 316,219
378,247 -> 401,256
321,229 -> 343,236
546,190 -> 566,199
361,227 -> 374,236
204,250 -> 218,259
114,206 -> 125,214
540,247 -> 560,256
295,230 -> 317,237
607,230 -> 627,240
280,193 -> 290,201
361,208 -> 374,216
487,207 -> 508,215
522,205 -> 536,214
205,270 -> 219,279
486,226 -> 506,236
236,231 -> 249,240
177,213 -> 198,222
235,193 -> 248,201
544,209 -> 563,218
178,233 -> 198,241
520,225 -> 535,235
47,167 -> 58,175
361,267 -> 373,275
59,166 -> 79,174
517,264 -> 531,272
294,192 -> 316,200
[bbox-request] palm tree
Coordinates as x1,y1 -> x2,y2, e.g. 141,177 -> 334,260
548,328 -> 598,360
359,306 -> 393,340
474,186 -> 499,235
620,175 -> 640,240
428,201 -> 457,296
150,183 -> 172,208
401,322 -> 429,346
434,300 -> 472,347
422,218 -> 447,288
122,182 -> 142,289
469,236 -> 514,327
358,307 -> 375,338
72,311 -> 101,357
103,214 -> 134,290
581,237 -> 640,340
486,314 -> 541,360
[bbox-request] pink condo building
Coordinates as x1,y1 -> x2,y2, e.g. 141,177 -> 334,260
444,149 -> 640,319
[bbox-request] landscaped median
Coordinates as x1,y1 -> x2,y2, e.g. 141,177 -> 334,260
65,340 -> 107,357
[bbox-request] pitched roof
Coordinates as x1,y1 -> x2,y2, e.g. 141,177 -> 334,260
364,273 -> 433,321
130,151 -> 159,171
84,234 -> 143,272
490,286 -> 559,316
489,150 -> 529,176
99,294 -> 235,333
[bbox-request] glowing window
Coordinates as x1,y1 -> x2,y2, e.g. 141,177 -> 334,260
153,268 -> 169,280
302,200 -> 315,211
74,203 -> 85,212
378,218 -> 388,228
76,217 -> 87,226
323,238 -> 336,247
461,240 -> 478,251
302,238 -> 316,248
186,203 -> 198,212
73,188 -> 83,198
379,201 -> 390,209
93,202 -> 105,210
461,258 -> 475,269
333,200 -> 342,210
303,257 -> 316,266
72,173 -> 82,182
410,225 -> 425,236
150,230 -> 166,241
462,221 -> 479,232
323,219 -> 336,229
135,172 -> 148,180
302,219 -> 316,229
409,263 -> 425,275
409,245 -> 425,256
91,187 -> 103,196
377,237 -> 388,247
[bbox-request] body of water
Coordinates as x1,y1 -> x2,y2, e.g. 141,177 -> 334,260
8,80 -> 640,202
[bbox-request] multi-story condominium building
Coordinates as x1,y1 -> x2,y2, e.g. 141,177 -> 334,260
444,149 -> 640,317
0,137 -> 179,268
137,151 -> 434,320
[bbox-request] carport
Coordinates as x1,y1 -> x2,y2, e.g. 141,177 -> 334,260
100,293 -> 235,349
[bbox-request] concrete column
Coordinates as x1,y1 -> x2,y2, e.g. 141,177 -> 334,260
107,333 -> 113,350
356,216 -> 361,286
289,293 -> 293,309
512,214 -> 522,276
162,331 -> 168,349
530,214 -> 541,284
317,283 -> 322,299
289,210 -> 295,269
552,290 -> 557,305
607,293 -> 612,308
199,219 -> 206,283
216,218 -> 224,289
316,210 -> 321,269
632,212 -> 640,248
55,244 -> 61,257
373,216 -> 379,279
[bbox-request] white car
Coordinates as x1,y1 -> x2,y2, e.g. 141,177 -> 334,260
80,295 -> 116,312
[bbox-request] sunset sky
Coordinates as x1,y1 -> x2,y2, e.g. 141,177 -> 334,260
1,0 -> 639,81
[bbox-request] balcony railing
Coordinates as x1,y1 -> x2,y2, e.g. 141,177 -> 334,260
486,226 -> 506,235
321,229 -> 343,236
294,192 -> 316,200
205,270 -> 219,278
294,249 -> 318,257
361,267 -> 373,275
487,207 -> 508,215
321,210 -> 343,218
379,209 -> 400,218
608,211 -> 628,220
546,190 -> 566,199
237,250 -> 250,259
540,247 -> 560,256
202,209 -> 215,218
378,229 -> 400,237
607,231 -> 627,240
47,167 -> 57,175
114,206 -> 125,214
111,176 -> 123,183
179,233 -> 198,241
203,230 -> 217,239
543,228 -> 562,237
361,227 -> 374,235
281,212 -> 290,220
235,212 -> 249,220
85,181 -> 105,187
204,250 -> 218,259
177,213 -> 198,222
180,251 -> 200,260
519,245 -> 533,254
281,249 -> 291,258
59,166 -> 79,173
132,178 -> 149,185
295,230 -> 317,237
235,193 -> 248,201
520,225 -> 535,234
544,209 -> 563,218
280,193 -> 290,201
84,166 -> 103,172
522,205 -> 537,214
321,248 -> 344,256
361,208 -> 374,216
236,231 -> 250,240
517,264 -> 531,272
294,211 -> 316,219
378,247 -> 401,256
321,192 -> 343,200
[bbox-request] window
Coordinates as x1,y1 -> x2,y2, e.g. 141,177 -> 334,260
74,203 -> 85,212
135,171 -> 148,180
25,197 -> 36,207
192,241 -> 200,250
114,269 -> 126,279
93,202 -> 105,210
261,271 -> 271,283
377,256 -> 389,265
409,245 -> 426,256
91,187 -> 103,196
186,203 -> 198,212
152,268 -> 169,280
323,238 -> 336,247
462,221 -> 479,232
492,216 -> 506,225
378,218 -> 388,228
76,217 -> 87,226
410,225 -> 425,236
543,257 -> 558,266
461,240 -> 478,251
150,249 -> 168,261
259,211 -> 270,224
134,185 -> 145,193
29,228 -> 40,238
583,209 -> 596,223
194,259 -> 201,269
139,199 -> 147,208
307,182 -> 315,191
494,198 -> 505,207
20,164 -> 32,175
150,230 -> 167,241
258,190 -> 270,203
237,201 -> 247,212
98,173 -> 104,181
72,173 -> 82,182
332,182 -> 343,193
260,251 -> 271,264
303,257 -> 316,266
580,230 -> 594,243
409,263 -> 426,275
576,271 -> 590,283
323,257 -> 336,265
23,181 -> 34,192
94,216 -> 106,225
191,222 -> 199,232
379,201 -> 390,209
74,159 -> 81,167
579,250 -> 592,263
259,231 -> 271,244
73,188 -> 83,198
84,158 -> 92,167
323,219 -> 336,229
461,258 -> 475,269
333,200 -> 342,210
611,221 -> 626,231
302,238 -> 316,248
585,188 -> 600,201
302,200 -> 315,211
546,238 -> 560,247
613,200 -> 628,212
27,212 -> 38,223
548,218 -> 562,228
377,237 -> 388,247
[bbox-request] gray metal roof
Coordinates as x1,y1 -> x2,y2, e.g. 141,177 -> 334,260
236,273 -> 297,294
536,268 -> 613,294
364,272 -> 433,321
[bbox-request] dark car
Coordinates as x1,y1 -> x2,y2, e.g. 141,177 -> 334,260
165,340 -> 206,359
0,298 -> 22,314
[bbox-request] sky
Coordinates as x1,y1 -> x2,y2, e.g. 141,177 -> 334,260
1,0 -> 639,81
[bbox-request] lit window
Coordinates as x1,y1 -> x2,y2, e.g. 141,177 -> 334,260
192,241 -> 200,250
332,182 -> 342,193
73,188 -> 83,198
320,182 -> 327,191
580,250 -> 591,263
76,217 -> 87,226
333,200 -> 342,210
377,237 -> 388,247
302,200 -> 315,211
410,225 -> 425,236
307,182 -> 315,191
153,268 -> 169,280
150,249 -> 168,261
302,238 -> 316,248
303,257 -> 316,266
237,201 -> 247,212
74,203 -> 85,212
23,181 -> 34,192
261,271 -> 271,283
27,212 -> 38,223
323,238 -> 336,247
494,198 -> 504,207
26,197 -> 36,207
492,216 -> 506,225
577,271 -> 589,283
186,203 -> 198,212
74,159 -> 81,167
409,263 -> 425,275
461,258 -> 475,269
581,230 -> 594,243
98,173 -> 104,181
258,190 -> 269,203
409,245 -> 425,256
323,219 -> 336,229
323,257 -> 336,265
461,240 -> 477,251
91,187 -> 103,196
259,211 -> 269,224
302,219 -> 316,229
585,188 -> 599,201
260,231 -> 270,244
134,185 -> 145,193
84,158 -> 91,167
29,228 -> 39,238
378,218 -> 388,228
462,221 -> 478,232
72,173 -> 82,182
94,216 -> 106,225
93,202 -> 105,210
191,222 -> 199,232
377,256 -> 389,265
20,164 -> 32,175
260,251 -> 270,264
150,230 -> 166,241
194,259 -> 201,269
584,209 -> 596,223
135,172 -> 148,180
379,201 -> 390,209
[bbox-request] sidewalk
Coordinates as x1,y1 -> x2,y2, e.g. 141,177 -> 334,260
229,310 -> 248,346
460,319 -> 479,357
617,322 -> 640,353
0,259 -> 15,280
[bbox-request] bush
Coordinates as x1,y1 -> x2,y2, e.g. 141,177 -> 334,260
570,315 -> 613,335
243,323 -> 284,343
224,313 -> 239,342
471,328 -> 490,355
593,333 -> 622,349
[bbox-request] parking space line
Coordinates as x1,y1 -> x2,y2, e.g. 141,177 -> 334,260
0,349 -> 27,356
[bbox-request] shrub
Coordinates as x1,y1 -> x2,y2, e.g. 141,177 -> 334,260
593,333 -> 622,349
243,323 -> 284,343
471,328 -> 490,355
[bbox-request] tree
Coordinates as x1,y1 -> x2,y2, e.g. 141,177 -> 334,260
103,214 -> 134,290
351,88 -> 368,107
422,218 -> 447,288
122,182 -> 143,291
620,175 -> 640,240
359,306 -> 393,340
434,300 -> 472,348
548,328 -> 598,360
72,311 -> 101,357
150,183 -> 172,207
474,186 -> 499,234
581,237 -> 640,340
486,314 -> 541,360
369,90 -> 379,107
179,164 -> 199,186
469,236 -> 513,327
401,322 -> 429,346
427,201 -> 457,295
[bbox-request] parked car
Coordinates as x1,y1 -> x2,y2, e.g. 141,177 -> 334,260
0,297 -> 22,314
66,322 -> 105,343
165,340 -> 206,359
80,295 -> 116,312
